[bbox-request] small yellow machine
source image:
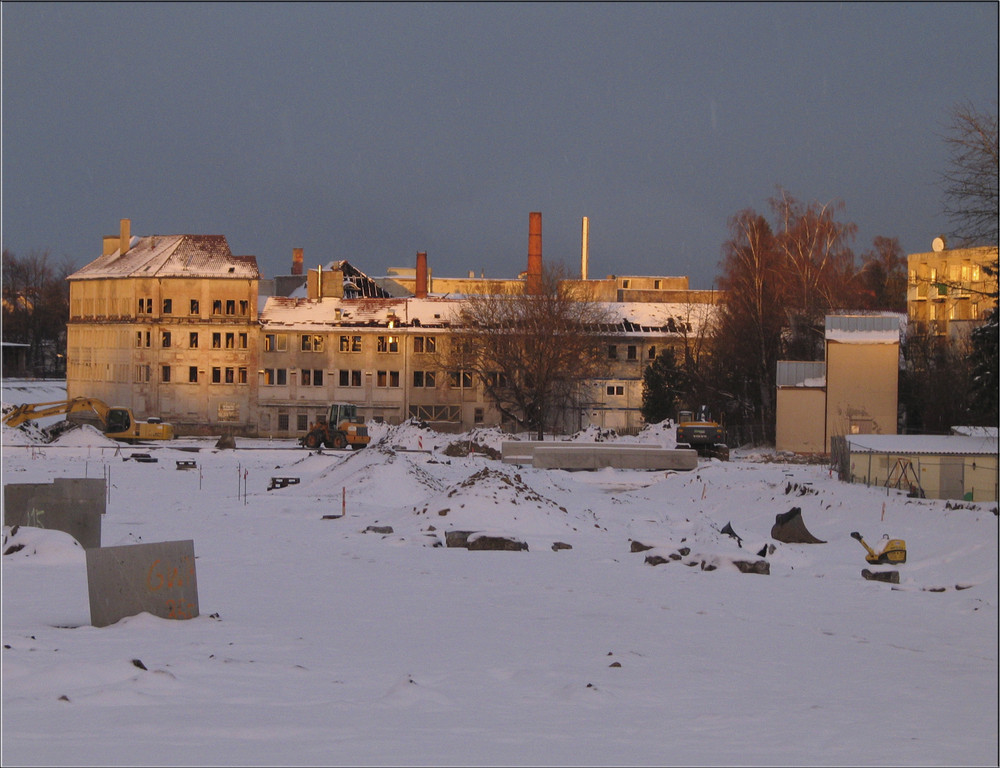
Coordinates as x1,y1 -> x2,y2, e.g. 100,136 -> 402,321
850,531 -> 907,565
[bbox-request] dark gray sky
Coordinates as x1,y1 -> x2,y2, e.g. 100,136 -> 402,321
3,2 -> 997,287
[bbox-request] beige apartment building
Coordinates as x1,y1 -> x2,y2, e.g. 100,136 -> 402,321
907,238 -> 998,340
66,220 -> 261,434
255,263 -> 715,436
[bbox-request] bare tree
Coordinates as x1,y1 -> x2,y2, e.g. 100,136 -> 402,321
769,189 -> 859,359
713,210 -> 786,439
941,100 -> 999,247
443,264 -> 614,439
858,236 -> 907,312
1,249 -> 73,375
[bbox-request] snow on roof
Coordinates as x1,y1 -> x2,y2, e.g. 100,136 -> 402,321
259,295 -> 715,334
70,235 -> 259,280
824,313 -> 904,343
951,426 -> 1000,438
846,434 -> 998,456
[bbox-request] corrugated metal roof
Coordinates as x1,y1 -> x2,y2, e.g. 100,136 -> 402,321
69,235 -> 259,280
846,434 -> 998,456
824,313 -> 903,343
825,314 -> 901,333
776,360 -> 826,387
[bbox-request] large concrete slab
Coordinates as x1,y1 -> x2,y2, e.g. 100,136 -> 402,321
86,539 -> 199,627
4,477 -> 106,549
502,442 -> 698,471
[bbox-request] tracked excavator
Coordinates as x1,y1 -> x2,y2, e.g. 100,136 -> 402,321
2,398 -> 174,442
675,405 -> 730,461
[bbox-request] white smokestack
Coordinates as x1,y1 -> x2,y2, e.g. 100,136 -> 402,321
581,216 -> 589,280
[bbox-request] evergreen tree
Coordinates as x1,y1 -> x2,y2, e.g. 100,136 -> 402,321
641,347 -> 684,425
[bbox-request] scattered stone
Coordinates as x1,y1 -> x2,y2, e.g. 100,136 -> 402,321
677,547 -> 690,556
644,555 -> 670,566
58,695 -> 70,702
609,661 -> 621,668
861,568 -> 899,584
630,540 -> 653,553
132,659 -> 147,670
701,561 -> 717,571
215,434 -> 236,449
467,535 -> 528,552
445,530 -> 474,548
4,543 -> 26,556
551,541 -> 573,551
364,526 -> 394,535
757,544 -> 768,557
733,560 -> 770,575
668,553 -> 682,561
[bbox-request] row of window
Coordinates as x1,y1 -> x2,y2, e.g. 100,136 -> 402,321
264,333 -> 437,354
255,368 -> 478,389
138,298 -> 250,317
137,331 -> 250,349
608,344 -> 658,361
265,405 -> 485,433
144,365 -> 251,384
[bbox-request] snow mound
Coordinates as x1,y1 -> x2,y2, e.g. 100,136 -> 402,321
3,525 -> 86,565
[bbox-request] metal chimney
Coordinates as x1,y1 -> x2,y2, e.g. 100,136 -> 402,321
527,211 -> 542,294
581,216 -> 589,280
415,251 -> 428,298
292,248 -> 304,275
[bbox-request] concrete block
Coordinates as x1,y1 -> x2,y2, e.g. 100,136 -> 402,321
531,444 -> 698,471
4,478 -> 106,549
86,540 -> 199,627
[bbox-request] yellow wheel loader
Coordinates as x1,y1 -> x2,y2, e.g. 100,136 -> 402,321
850,531 -> 906,565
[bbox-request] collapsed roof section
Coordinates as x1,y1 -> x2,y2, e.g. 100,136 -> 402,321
259,294 -> 710,336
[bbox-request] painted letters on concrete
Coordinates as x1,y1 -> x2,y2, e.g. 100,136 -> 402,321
86,539 -> 199,627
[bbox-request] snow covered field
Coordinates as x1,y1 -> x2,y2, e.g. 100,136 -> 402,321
2,379 -> 997,766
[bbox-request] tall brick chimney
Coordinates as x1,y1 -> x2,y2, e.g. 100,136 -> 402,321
119,218 -> 131,256
527,211 -> 542,295
415,251 -> 428,298
292,248 -> 304,276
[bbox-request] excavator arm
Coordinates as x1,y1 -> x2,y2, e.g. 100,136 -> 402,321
2,398 -> 111,428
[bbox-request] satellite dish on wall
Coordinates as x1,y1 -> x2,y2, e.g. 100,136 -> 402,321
932,236 -> 947,252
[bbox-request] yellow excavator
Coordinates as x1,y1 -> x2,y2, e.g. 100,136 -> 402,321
2,398 -> 174,442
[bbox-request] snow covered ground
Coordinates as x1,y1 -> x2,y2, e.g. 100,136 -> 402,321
2,379 -> 997,766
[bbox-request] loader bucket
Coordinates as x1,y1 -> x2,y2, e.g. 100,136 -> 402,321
771,507 -> 827,544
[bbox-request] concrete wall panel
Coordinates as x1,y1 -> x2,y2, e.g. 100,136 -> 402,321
86,539 -> 199,627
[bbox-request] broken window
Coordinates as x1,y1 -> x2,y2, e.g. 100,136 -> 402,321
190,299 -> 199,315
189,332 -> 199,349
161,365 -> 171,383
188,366 -> 198,383
162,331 -> 172,348
162,298 -> 172,314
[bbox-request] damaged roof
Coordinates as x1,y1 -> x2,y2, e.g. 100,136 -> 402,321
69,235 -> 259,280
259,295 -> 713,334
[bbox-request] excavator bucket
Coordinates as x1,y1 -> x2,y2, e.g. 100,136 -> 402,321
771,507 -> 826,544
